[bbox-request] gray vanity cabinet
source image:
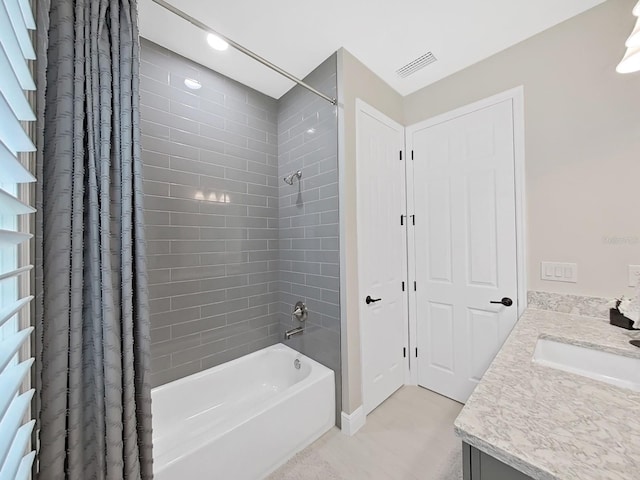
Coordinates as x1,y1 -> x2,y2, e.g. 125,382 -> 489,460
462,442 -> 534,480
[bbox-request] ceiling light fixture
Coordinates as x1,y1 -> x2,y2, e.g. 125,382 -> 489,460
617,1 -> 640,73
207,33 -> 229,51
184,78 -> 202,90
617,47 -> 640,74
626,17 -> 640,48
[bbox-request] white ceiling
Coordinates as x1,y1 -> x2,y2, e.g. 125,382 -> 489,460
138,0 -> 605,99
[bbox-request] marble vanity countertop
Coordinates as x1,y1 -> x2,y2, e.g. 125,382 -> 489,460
454,308 -> 640,480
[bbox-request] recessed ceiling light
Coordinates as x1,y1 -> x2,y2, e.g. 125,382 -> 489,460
207,33 -> 229,51
184,78 -> 202,90
306,128 -> 316,135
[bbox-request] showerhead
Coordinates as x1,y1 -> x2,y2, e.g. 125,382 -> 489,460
283,170 -> 302,185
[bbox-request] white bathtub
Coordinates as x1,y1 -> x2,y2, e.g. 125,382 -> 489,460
152,343 -> 335,480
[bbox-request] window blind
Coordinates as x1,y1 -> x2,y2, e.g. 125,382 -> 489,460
0,0 -> 37,478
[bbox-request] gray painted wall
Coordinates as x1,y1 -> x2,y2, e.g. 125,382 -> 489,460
404,0 -> 640,300
140,40 -> 281,387
277,55 -> 341,420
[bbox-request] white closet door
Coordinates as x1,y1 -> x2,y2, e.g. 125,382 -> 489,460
356,100 -> 407,415
409,99 -> 519,403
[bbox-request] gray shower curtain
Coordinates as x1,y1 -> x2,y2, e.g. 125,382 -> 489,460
35,0 -> 153,478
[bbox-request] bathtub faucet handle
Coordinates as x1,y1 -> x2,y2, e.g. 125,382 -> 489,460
292,301 -> 308,322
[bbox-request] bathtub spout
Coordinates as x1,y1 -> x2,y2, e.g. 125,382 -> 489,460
284,327 -> 304,340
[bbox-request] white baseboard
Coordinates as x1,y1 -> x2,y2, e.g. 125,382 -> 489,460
340,406 -> 366,436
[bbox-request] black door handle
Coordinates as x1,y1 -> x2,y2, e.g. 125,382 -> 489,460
490,297 -> 513,307
366,295 -> 382,305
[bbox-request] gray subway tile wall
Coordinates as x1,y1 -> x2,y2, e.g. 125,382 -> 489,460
140,39 -> 281,387
276,54 -> 342,422
141,40 -> 342,423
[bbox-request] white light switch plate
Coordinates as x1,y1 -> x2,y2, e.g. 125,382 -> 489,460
541,262 -> 578,283
629,265 -> 640,287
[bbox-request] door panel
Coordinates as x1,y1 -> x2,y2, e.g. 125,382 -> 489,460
427,179 -> 453,283
467,308 -> 500,381
411,99 -> 519,403
356,102 -> 407,415
466,172 -> 498,287
429,302 -> 454,373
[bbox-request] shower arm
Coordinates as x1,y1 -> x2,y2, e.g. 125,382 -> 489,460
284,170 -> 302,185
150,0 -> 337,106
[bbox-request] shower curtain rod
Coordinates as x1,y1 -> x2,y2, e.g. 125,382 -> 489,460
150,0 -> 338,106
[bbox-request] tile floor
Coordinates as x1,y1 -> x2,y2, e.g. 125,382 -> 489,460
269,386 -> 464,480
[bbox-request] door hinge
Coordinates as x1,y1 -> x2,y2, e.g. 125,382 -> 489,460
399,150 -> 403,161
402,281 -> 405,291
415,348 -> 418,358
411,150 -> 414,161
414,281 -> 417,291
400,215 -> 405,226
403,347 -> 407,358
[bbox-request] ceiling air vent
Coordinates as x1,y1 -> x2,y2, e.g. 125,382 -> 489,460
396,52 -> 438,78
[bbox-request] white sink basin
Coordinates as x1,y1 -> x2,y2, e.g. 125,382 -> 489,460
532,338 -> 640,392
